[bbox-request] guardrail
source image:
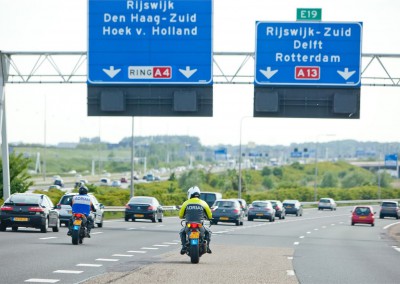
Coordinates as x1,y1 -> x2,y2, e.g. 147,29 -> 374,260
104,205 -> 178,212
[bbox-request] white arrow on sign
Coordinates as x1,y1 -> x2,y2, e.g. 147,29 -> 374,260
102,66 -> 121,78
259,67 -> 278,79
337,68 -> 356,80
179,66 -> 197,78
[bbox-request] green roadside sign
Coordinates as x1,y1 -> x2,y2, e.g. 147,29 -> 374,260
297,8 -> 322,21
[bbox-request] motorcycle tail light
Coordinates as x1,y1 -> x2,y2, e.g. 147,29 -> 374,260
74,213 -> 83,218
187,223 -> 202,228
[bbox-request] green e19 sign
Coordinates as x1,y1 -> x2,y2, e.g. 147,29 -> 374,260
297,8 -> 322,21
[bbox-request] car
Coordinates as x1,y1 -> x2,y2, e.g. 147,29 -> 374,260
247,200 -> 275,222
120,177 -> 128,183
351,205 -> 375,226
56,193 -> 105,227
283,200 -> 303,216
125,196 -> 163,222
200,191 -> 222,207
237,198 -> 249,216
54,178 -> 64,187
99,178 -> 110,186
318,198 -> 337,211
0,193 -> 59,233
267,200 -> 286,219
48,185 -> 62,191
379,201 -> 400,219
211,199 -> 244,226
111,180 -> 122,187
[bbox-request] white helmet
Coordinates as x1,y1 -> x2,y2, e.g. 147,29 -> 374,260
187,186 -> 201,199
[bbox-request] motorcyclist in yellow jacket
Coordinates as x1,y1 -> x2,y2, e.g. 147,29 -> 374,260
179,186 -> 213,255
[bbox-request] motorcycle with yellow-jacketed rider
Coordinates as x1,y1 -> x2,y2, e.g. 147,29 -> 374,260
179,186 -> 212,263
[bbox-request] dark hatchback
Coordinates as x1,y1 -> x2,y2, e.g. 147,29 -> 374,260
247,200 -> 275,222
379,201 -> 400,219
211,199 -> 244,226
125,196 -> 163,223
283,200 -> 303,216
0,193 -> 59,233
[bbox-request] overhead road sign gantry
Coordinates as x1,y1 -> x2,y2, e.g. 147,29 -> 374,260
255,21 -> 362,87
88,0 -> 213,85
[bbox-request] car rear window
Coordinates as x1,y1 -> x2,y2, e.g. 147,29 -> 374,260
252,202 -> 270,207
60,195 -> 74,205
355,207 -> 371,215
8,195 -> 40,204
129,197 -> 152,204
214,201 -> 236,208
382,202 -> 397,207
320,199 -> 330,203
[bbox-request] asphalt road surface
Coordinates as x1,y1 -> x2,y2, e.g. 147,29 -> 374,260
0,206 -> 399,284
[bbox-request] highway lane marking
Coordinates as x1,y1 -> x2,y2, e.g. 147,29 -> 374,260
91,232 -> 103,235
163,242 -> 178,245
113,254 -> 134,257
39,237 -> 57,240
314,229 -> 319,231
25,279 -> 59,283
141,247 -> 159,250
322,226 -> 327,229
383,221 -> 400,230
306,231 -> 311,234
153,244 -> 169,247
96,258 -> 119,262
299,236 -> 305,239
287,257 -> 293,260
76,264 -> 103,267
53,270 -> 83,274
391,246 -> 400,253
331,224 -> 335,226
127,250 -> 147,253
286,270 -> 295,276
127,228 -> 137,230
294,242 -> 300,245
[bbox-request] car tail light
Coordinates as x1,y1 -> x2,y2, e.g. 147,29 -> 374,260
233,209 -> 239,214
29,207 -> 45,212
249,206 -> 254,211
265,208 -> 271,212
275,206 -> 280,211
125,204 -> 131,209
147,206 -> 155,211
1,206 -> 13,211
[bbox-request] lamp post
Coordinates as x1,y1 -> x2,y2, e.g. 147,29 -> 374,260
130,116 -> 135,198
238,116 -> 251,199
314,134 -> 335,201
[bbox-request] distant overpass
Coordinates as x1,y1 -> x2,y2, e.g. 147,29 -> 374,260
349,161 -> 399,177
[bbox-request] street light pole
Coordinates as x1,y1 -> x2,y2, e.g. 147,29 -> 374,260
130,117 -> 135,198
314,142 -> 318,202
238,116 -> 250,199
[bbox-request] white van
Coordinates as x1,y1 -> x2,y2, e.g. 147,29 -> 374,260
200,192 -> 222,207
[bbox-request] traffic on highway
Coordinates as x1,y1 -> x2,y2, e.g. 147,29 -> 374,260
1,194 -> 400,283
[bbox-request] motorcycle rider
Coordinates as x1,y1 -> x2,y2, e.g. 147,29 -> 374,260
67,185 -> 95,238
179,186 -> 212,255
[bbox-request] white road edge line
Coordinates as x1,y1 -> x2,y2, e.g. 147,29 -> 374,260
383,222 -> 400,230
25,279 -> 59,283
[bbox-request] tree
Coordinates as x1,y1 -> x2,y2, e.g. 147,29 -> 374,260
320,172 -> 339,188
0,153 -> 34,197
261,166 -> 271,176
272,167 -> 283,178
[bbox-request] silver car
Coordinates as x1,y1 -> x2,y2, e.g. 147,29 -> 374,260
56,193 -> 105,227
318,198 -> 337,211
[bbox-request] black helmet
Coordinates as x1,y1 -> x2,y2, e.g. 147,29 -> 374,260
79,186 -> 88,195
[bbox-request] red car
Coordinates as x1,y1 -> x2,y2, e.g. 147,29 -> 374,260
351,206 -> 375,226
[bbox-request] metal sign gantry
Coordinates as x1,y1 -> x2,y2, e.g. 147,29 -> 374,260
1,51 -> 399,86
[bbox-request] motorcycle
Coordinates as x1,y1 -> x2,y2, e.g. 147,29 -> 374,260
71,213 -> 87,245
181,221 -> 210,264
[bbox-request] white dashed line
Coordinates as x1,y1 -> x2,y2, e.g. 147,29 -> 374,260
113,254 -> 133,257
314,228 -> 319,231
39,237 -> 57,240
127,250 -> 146,253
127,228 -> 137,230
287,257 -> 293,260
294,242 -> 300,245
287,270 -> 295,276
163,242 -> 178,245
322,226 -> 327,229
141,247 -> 159,250
53,270 -> 83,274
153,244 -> 169,247
91,232 -> 103,235
331,224 -> 335,226
299,236 -> 305,239
25,279 -> 59,283
76,264 -> 102,267
96,258 -> 119,262
306,231 -> 311,234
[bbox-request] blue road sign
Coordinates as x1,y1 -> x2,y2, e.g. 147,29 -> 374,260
385,154 -> 398,167
255,21 -> 362,87
290,151 -> 303,158
88,0 -> 213,84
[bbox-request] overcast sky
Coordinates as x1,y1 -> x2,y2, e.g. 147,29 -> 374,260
1,0 -> 400,147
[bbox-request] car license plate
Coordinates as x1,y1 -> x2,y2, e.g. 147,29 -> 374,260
73,220 -> 82,225
13,217 -> 28,222
134,214 -> 144,218
256,213 -> 264,216
220,217 -> 229,220
359,216 -> 366,219
286,206 -> 292,208
189,231 -> 200,239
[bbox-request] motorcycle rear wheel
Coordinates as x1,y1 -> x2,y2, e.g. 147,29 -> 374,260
72,229 -> 79,245
190,244 -> 200,264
